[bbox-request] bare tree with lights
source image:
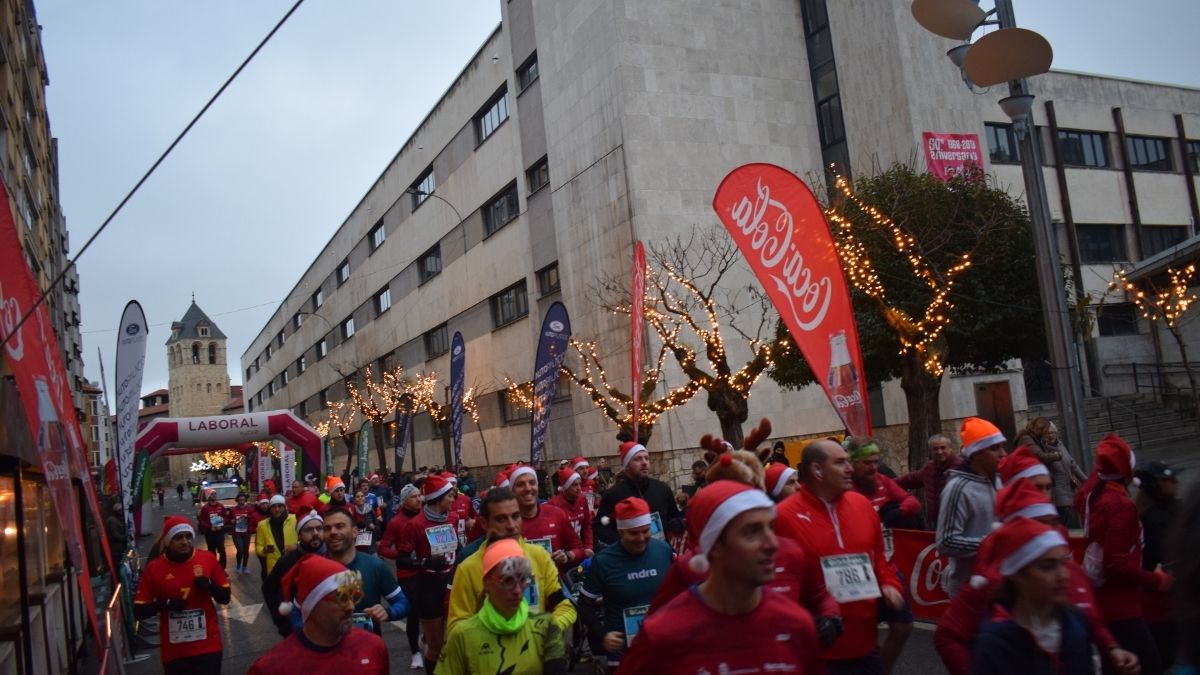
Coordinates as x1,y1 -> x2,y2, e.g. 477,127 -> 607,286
1110,264 -> 1199,405
409,372 -> 482,469
343,365 -> 412,473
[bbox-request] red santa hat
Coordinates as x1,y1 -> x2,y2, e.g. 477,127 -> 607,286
257,493 -> 269,505
686,480 -> 775,574
296,505 -> 324,532
277,554 -> 358,619
994,479 -> 1058,523
509,464 -> 538,486
440,471 -> 458,485
613,497 -> 652,530
326,475 -> 346,493
556,467 -> 581,492
493,468 -> 512,488
959,417 -> 1006,458
162,516 -> 194,544
423,474 -> 454,502
619,441 -> 648,470
981,517 -> 1067,578
764,462 -> 797,498
1096,433 -> 1136,482
571,456 -> 590,471
999,445 -> 1050,487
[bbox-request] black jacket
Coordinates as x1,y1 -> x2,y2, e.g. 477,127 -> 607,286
593,474 -> 681,545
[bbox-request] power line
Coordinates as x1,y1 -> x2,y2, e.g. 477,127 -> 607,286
1,0 -> 307,348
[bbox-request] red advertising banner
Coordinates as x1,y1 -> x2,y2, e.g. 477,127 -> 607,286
631,240 -> 646,441
922,132 -> 982,181
712,163 -> 871,436
0,178 -> 105,646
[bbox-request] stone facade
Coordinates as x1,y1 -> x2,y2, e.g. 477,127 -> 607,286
165,301 -> 234,482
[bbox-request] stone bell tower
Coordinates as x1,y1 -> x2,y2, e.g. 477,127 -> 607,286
165,299 -> 232,481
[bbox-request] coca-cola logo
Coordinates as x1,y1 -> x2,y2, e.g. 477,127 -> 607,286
908,543 -> 950,608
728,178 -> 832,331
833,391 -> 862,408
0,284 -> 23,360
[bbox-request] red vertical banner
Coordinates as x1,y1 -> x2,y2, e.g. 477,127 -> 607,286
630,241 -> 646,442
922,131 -> 982,181
712,163 -> 871,436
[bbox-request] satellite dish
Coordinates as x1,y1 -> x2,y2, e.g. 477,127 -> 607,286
963,28 -> 1053,87
911,0 -> 986,40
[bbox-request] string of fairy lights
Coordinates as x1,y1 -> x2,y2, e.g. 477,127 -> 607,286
1110,264 -> 1197,327
825,174 -> 972,377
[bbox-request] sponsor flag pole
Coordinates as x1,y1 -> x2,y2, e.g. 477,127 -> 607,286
114,301 -> 149,536
712,163 -> 872,436
449,332 -> 465,468
530,303 -> 572,465
631,241 -> 646,442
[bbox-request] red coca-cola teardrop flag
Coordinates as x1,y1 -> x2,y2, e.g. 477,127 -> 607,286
712,163 -> 871,436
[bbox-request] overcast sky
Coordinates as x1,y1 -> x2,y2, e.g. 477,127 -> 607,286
37,0 -> 1198,407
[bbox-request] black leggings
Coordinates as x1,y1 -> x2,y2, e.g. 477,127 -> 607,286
1105,617 -> 1163,675
398,577 -> 421,653
164,649 -> 222,675
203,531 -> 227,568
231,533 -> 251,568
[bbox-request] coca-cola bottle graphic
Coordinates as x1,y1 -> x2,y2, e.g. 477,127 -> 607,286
35,378 -> 70,479
827,331 -> 868,435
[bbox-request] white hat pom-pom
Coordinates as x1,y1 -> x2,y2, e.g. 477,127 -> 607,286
1132,477 -> 1141,488
688,553 -> 710,575
969,575 -> 988,590
600,516 -> 611,526
991,520 -> 1003,531
278,601 -> 294,616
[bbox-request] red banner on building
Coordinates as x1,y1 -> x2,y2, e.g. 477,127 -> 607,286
712,163 -> 871,436
0,178 -> 105,646
922,132 -> 982,181
631,240 -> 646,441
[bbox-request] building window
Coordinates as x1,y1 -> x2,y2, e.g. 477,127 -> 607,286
369,220 -> 386,251
537,262 -> 560,295
1126,136 -> 1173,171
1076,224 -> 1128,263
1140,225 -> 1190,258
1058,130 -> 1109,168
337,260 -> 351,286
475,87 -> 510,144
491,281 -> 529,328
317,338 -> 328,359
517,52 -> 539,91
425,324 -> 449,358
192,343 -> 201,363
500,389 -> 533,423
297,401 -> 307,418
419,245 -> 442,282
198,326 -> 210,337
268,381 -> 275,397
378,351 -> 397,374
816,92 -> 845,148
276,330 -> 285,348
281,370 -> 289,386
985,123 -> 1020,163
375,287 -> 392,315
293,312 -> 304,329
1098,303 -> 1139,337
319,389 -> 328,408
208,343 -> 217,364
246,366 -> 253,380
526,156 -> 549,194
312,288 -> 325,310
297,355 -> 306,374
411,168 -> 435,209
1188,140 -> 1200,173
484,183 -> 520,237
341,317 -> 356,340
265,345 -> 272,361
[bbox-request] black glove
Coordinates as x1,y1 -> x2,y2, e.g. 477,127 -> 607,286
817,615 -> 844,648
193,576 -> 214,592
163,597 -> 188,613
423,555 -> 450,571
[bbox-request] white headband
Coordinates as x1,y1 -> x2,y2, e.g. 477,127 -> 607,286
616,512 -> 652,530
963,432 -> 1006,457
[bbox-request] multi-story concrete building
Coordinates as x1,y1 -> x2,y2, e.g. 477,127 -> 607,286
80,380 -> 112,469
242,0 -> 1199,478
0,0 -> 84,412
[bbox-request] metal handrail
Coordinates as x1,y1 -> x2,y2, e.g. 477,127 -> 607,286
1102,361 -> 1200,398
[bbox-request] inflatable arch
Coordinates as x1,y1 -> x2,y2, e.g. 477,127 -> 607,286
135,410 -> 321,473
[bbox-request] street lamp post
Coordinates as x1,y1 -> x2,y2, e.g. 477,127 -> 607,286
913,0 -> 1092,469
406,188 -> 464,224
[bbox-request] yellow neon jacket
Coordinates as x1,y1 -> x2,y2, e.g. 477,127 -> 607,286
255,514 -> 297,574
446,537 -> 576,636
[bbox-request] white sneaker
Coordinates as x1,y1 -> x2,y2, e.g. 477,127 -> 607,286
411,653 -> 424,670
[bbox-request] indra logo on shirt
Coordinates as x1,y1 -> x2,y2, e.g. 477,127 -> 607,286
625,568 -> 658,581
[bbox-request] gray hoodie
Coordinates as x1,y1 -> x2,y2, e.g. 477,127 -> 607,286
935,468 -> 997,597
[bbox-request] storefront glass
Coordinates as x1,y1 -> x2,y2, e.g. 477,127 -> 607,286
0,476 -> 17,626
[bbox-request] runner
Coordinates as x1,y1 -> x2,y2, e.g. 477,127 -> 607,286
547,466 -> 595,558
620,481 -> 824,673
764,460 -> 799,501
998,444 -> 1053,495
286,479 -> 320,515
321,506 -> 409,635
197,489 -> 230,569
263,506 -> 327,636
376,483 -> 425,669
133,516 -> 231,674
579,497 -> 673,669
320,475 -> 351,514
776,439 -> 904,675
394,473 -> 462,664
249,555 -> 388,674
446,486 -> 576,635
255,494 -> 297,577
445,471 -> 476,549
594,441 -> 680,546
937,416 -> 1006,597
438,540 -> 568,674
511,464 -> 585,571
229,492 -> 255,574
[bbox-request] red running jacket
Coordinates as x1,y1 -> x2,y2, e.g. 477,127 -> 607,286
1079,482 -> 1166,622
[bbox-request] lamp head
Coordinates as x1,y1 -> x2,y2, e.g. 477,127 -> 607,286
912,0 -> 985,41
998,93 -> 1035,140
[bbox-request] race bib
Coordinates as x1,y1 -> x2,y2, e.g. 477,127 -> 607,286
882,527 -> 894,562
526,536 -> 553,555
649,512 -> 665,542
355,531 -> 374,548
168,609 -> 206,644
820,553 -> 881,604
234,515 -> 249,533
209,514 -> 224,530
585,492 -> 595,512
622,605 -> 649,647
425,524 -> 458,556
523,578 -> 542,613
